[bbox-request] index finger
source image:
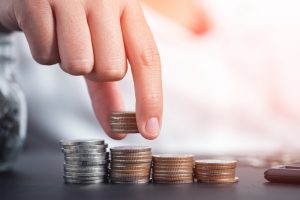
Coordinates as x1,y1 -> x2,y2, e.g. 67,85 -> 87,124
121,0 -> 163,139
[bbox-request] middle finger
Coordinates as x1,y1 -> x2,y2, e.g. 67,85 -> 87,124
86,0 -> 127,81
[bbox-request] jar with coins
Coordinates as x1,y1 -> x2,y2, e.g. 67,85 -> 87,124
0,34 -> 27,171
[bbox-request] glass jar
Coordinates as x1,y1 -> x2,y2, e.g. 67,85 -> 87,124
0,34 -> 27,172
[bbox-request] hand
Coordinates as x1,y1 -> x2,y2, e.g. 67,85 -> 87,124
0,0 -> 163,140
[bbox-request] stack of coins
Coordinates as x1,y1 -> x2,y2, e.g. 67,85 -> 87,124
194,160 -> 238,184
110,146 -> 152,184
110,112 -> 139,133
60,139 -> 109,184
152,154 -> 195,184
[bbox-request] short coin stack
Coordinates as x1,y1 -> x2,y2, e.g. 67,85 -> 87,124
60,139 -> 109,184
152,154 -> 195,184
110,146 -> 152,184
110,112 -> 139,133
194,160 -> 238,184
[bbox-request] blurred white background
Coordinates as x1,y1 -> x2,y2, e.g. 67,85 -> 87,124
12,0 -> 300,161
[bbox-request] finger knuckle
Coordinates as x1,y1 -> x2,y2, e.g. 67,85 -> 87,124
137,46 -> 161,68
99,69 -> 126,81
95,57 -> 127,81
62,60 -> 93,75
32,53 -> 59,65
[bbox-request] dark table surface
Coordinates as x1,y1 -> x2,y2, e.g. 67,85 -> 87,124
1,151 -> 300,200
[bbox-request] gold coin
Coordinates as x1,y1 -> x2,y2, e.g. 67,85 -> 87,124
152,174 -> 194,180
196,173 -> 236,180
195,168 -> 236,174
111,155 -> 152,160
153,179 -> 194,184
195,160 -> 237,168
153,154 -> 194,162
197,177 -> 239,184
110,112 -> 136,116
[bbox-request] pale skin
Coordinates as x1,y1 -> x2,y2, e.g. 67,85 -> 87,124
0,0 -> 163,140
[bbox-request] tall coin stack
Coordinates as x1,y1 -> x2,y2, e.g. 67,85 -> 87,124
110,112 -> 139,133
194,160 -> 238,184
152,154 -> 195,184
110,146 -> 152,184
60,139 -> 109,184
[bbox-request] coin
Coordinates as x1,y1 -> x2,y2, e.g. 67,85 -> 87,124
63,144 -> 108,150
195,168 -> 236,174
110,146 -> 151,153
65,171 -> 107,177
154,170 -> 194,175
64,178 -> 106,184
64,167 -> 107,173
111,180 -> 149,184
64,160 -> 109,166
153,162 -> 195,168
64,155 -> 109,162
194,160 -> 238,184
111,163 -> 151,168
110,112 -> 139,133
62,148 -> 107,154
152,154 -> 194,184
111,129 -> 139,133
64,152 -> 109,158
111,159 -> 152,164
110,122 -> 138,126
110,146 -> 152,184
111,155 -> 152,160
196,173 -> 236,179
64,175 -> 107,181
198,177 -> 239,184
153,154 -> 194,161
60,139 -> 105,146
195,160 -> 237,168
153,179 -> 193,184
110,112 -> 136,116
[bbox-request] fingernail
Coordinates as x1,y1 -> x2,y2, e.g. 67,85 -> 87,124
145,117 -> 160,135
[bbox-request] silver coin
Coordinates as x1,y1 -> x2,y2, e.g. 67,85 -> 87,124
64,175 -> 107,181
63,144 -> 108,150
64,167 -> 107,173
64,155 -> 108,162
64,163 -> 108,168
64,178 -> 106,184
64,171 -> 107,177
64,176 -> 107,182
60,139 -> 105,146
64,152 -> 109,158
64,160 -> 109,166
62,148 -> 107,154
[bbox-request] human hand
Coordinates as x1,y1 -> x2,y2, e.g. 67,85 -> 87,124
0,0 -> 163,140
